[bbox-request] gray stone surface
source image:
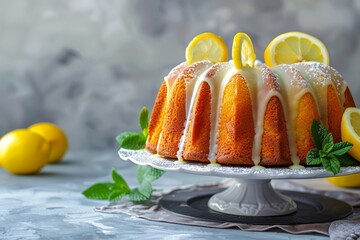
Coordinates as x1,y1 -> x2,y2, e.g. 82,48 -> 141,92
0,150 -> 330,239
1,0 -> 360,149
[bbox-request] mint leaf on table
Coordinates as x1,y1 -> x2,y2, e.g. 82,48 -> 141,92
83,107 -> 166,203
83,166 -> 165,203
82,168 -> 131,201
306,120 -> 359,175
129,166 -> 165,202
112,168 -> 131,193
82,182 -> 115,200
137,165 -> 165,184
129,181 -> 153,202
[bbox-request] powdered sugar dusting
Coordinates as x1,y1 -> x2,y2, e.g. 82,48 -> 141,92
277,64 -> 308,89
294,62 -> 332,87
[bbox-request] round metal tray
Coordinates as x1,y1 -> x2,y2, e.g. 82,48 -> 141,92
159,188 -> 353,225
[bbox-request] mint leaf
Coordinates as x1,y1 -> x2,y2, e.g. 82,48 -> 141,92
331,142 -> 353,156
116,107 -> 150,150
138,181 -> 153,198
321,155 -> 340,175
339,154 -> 360,166
329,155 -> 341,175
82,182 -> 114,200
139,107 -> 149,137
112,168 -> 131,194
306,148 -> 321,165
322,133 -> 334,148
311,120 -> 329,149
309,120 -> 357,175
128,183 -> 152,202
116,132 -> 134,146
137,166 -> 165,184
84,107 -> 166,203
121,133 -> 146,150
321,157 -> 332,174
322,142 -> 334,154
109,190 -> 127,201
128,189 -> 147,202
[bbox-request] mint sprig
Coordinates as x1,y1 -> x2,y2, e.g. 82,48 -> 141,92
82,166 -> 165,202
306,120 -> 358,175
115,107 -> 149,150
83,107 -> 166,202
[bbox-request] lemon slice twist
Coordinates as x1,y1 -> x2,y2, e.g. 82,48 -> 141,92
185,32 -> 228,65
232,32 -> 256,69
264,32 -> 329,67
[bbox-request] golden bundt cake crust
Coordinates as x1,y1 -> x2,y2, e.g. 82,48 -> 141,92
327,85 -> 344,143
183,82 -> 211,162
295,92 -> 319,164
260,96 -> 292,166
156,76 -> 186,158
146,81 -> 167,153
344,87 -> 356,108
217,74 -> 255,165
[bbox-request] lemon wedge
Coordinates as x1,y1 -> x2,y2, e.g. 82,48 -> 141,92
341,107 -> 360,162
232,32 -> 256,69
264,32 -> 329,67
185,32 -> 228,65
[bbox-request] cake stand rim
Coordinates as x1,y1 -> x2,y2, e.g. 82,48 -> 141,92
118,148 -> 360,180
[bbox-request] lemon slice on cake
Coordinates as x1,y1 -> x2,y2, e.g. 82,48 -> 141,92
232,32 -> 256,69
264,32 -> 329,67
186,32 -> 228,65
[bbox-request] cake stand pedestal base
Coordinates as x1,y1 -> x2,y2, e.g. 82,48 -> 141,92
208,179 -> 297,216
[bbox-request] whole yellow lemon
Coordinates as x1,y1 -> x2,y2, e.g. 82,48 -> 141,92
28,122 -> 69,163
0,129 -> 50,174
327,173 -> 360,188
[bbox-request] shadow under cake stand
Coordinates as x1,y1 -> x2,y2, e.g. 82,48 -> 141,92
118,149 -> 359,224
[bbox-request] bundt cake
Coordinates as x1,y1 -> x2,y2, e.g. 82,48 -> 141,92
145,32 -> 356,167
145,60 -> 355,167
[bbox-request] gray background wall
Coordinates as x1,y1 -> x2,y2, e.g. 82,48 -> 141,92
1,0 -> 360,150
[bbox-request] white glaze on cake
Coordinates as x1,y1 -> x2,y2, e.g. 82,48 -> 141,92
158,61 -> 349,166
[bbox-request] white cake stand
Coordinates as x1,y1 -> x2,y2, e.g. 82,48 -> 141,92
118,149 -> 360,217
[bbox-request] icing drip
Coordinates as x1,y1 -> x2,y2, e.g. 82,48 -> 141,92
156,62 -> 187,153
164,62 -> 188,93
176,61 -> 213,161
272,64 -> 315,165
205,63 -> 233,163
251,65 -> 284,166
